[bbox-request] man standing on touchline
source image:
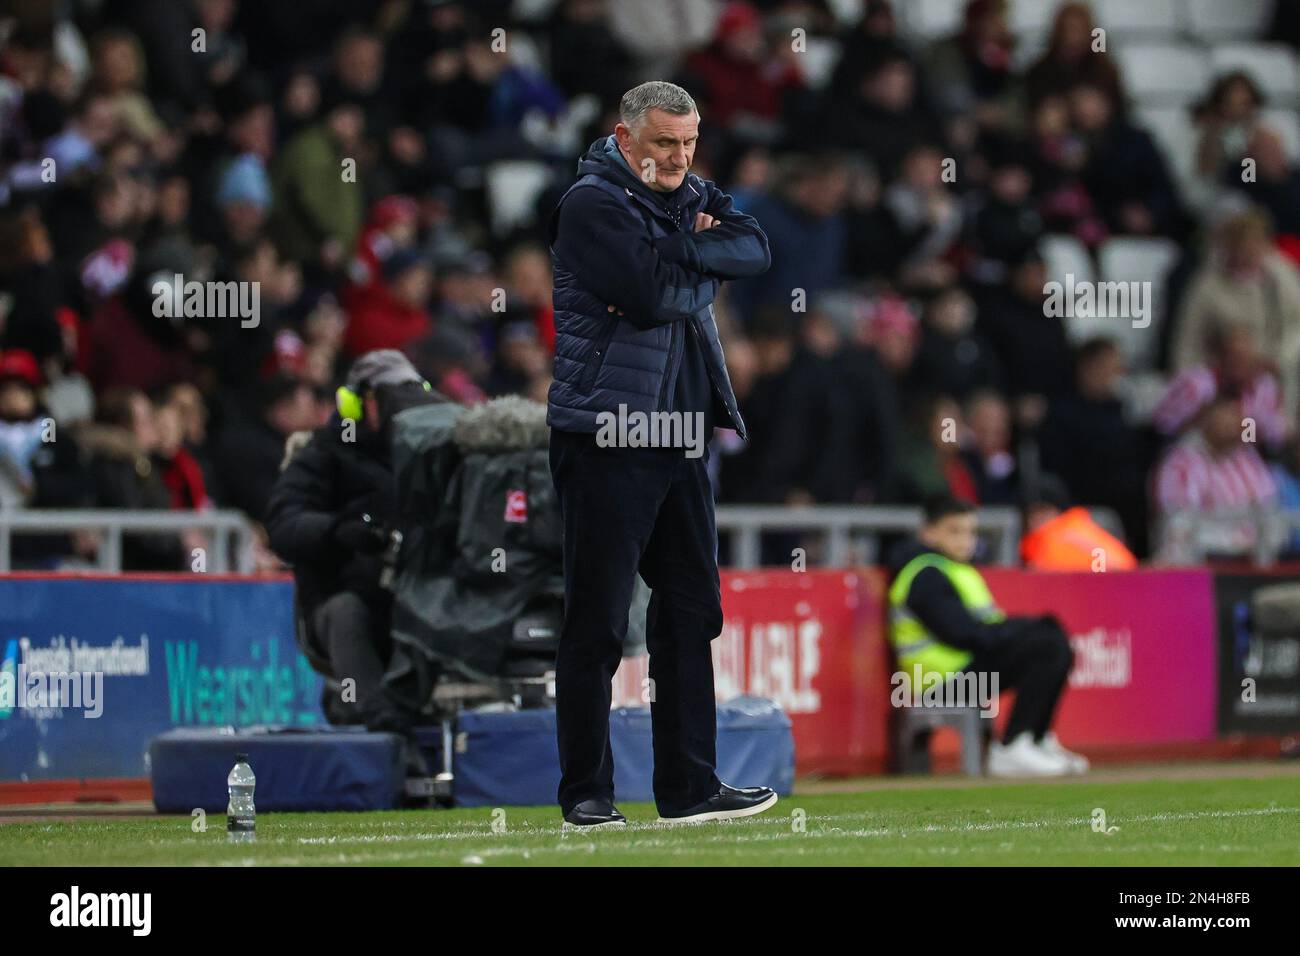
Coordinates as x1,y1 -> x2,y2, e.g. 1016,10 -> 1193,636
546,81 -> 775,827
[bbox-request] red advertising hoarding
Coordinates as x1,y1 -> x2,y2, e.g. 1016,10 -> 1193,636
981,568 -> 1219,747
616,567 -> 1219,775
614,569 -> 892,775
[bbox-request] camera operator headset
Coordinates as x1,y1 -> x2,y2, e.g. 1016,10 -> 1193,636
265,350 -> 441,731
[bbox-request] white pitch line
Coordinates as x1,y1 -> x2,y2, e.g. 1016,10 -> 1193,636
266,805 -> 1300,851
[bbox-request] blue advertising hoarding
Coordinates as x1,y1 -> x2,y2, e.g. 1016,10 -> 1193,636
0,576 -> 319,782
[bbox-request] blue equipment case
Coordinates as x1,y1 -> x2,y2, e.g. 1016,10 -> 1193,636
150,726 -> 407,813
150,697 -> 794,812
441,696 -> 795,808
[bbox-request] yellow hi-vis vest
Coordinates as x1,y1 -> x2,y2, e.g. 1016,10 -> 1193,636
888,553 -> 1004,686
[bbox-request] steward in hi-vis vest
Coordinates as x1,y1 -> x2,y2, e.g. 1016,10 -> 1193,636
886,495 -> 1089,778
889,550 -> 1005,687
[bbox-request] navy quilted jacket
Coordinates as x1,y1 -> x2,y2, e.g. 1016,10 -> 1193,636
545,135 -> 771,439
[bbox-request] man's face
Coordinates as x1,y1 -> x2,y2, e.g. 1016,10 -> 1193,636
1079,347 -> 1124,398
268,386 -> 318,436
1202,400 -> 1244,453
1070,85 -> 1111,133
0,381 -> 35,420
864,61 -> 913,111
1013,259 -> 1047,301
921,513 -> 979,564
1224,230 -> 1268,276
393,264 -> 433,307
338,37 -> 383,93
967,397 -> 1010,456
615,108 -> 699,193
328,105 -> 365,152
804,166 -> 850,218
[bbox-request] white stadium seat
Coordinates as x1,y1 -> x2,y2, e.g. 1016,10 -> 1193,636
1115,43 -> 1211,108
1092,0 -> 1179,39
899,0 -> 965,41
1185,0 -> 1275,41
1042,233 -> 1104,347
1041,233 -> 1094,288
799,36 -> 843,91
1261,108 -> 1300,161
1013,36 -> 1046,70
1007,0 -> 1065,47
510,0 -> 560,24
486,161 -> 552,237
506,31 -> 546,75
824,0 -> 864,28
1098,237 -> 1179,296
1136,107 -> 1198,191
1209,43 -> 1300,107
1096,237 -> 1181,367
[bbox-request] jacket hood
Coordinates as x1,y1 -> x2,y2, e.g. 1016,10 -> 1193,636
76,423 -> 145,463
576,135 -> 701,217
886,536 -> 940,576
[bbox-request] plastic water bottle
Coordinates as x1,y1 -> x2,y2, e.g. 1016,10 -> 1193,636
227,753 -> 256,843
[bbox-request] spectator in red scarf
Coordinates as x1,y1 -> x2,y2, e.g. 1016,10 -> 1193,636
154,393 -> 210,511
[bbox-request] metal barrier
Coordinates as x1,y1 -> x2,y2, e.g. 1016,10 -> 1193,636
714,505 -> 1023,568
1155,507 -> 1300,567
0,505 -> 1020,575
0,509 -> 257,573
21,504 -> 1296,573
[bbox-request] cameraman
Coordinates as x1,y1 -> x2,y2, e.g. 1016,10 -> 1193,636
265,350 -> 440,731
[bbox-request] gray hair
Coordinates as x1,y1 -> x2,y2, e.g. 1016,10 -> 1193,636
619,81 -> 698,134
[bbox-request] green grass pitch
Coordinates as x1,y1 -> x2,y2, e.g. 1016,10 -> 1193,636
4,775 -> 1298,866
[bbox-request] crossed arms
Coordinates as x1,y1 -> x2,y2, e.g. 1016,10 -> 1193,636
554,180 -> 771,330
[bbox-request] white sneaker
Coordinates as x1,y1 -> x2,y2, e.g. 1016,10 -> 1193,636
1039,732 -> 1090,773
987,732 -> 1071,777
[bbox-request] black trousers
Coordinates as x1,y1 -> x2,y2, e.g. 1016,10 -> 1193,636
549,429 -> 723,816
964,615 -> 1074,744
311,592 -> 406,731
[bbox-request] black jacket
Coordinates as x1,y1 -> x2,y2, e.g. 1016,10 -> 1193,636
211,419 -> 292,522
77,424 -> 185,571
761,345 -> 899,504
264,416 -> 395,615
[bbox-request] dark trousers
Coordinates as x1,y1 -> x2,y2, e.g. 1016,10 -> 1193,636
311,592 -> 403,731
964,616 -> 1074,744
549,429 -> 723,816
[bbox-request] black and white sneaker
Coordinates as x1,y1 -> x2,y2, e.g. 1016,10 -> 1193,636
657,783 -> 778,824
562,798 -> 628,830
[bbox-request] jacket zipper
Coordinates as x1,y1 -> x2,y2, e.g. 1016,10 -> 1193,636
658,320 -> 680,410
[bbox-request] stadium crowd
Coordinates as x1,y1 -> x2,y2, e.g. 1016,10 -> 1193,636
1,0 -> 1300,569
